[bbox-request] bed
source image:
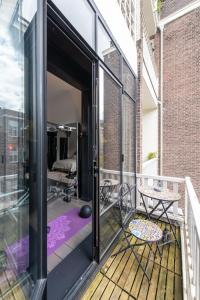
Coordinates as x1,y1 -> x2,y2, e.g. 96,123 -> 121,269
52,158 -> 76,173
47,171 -> 74,185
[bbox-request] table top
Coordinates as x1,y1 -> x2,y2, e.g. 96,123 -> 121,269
129,219 -> 163,242
138,185 -> 181,202
100,179 -> 119,187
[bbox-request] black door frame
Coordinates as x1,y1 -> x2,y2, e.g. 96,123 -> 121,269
47,0 -> 100,259
30,1 -> 47,299
37,2 -> 100,299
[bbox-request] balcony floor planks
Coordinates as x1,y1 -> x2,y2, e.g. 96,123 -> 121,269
81,217 -> 183,300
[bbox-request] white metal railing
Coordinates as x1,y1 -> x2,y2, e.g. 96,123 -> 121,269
100,169 -> 184,222
100,168 -> 135,186
143,33 -> 159,98
143,15 -> 158,74
100,169 -> 200,298
184,177 -> 200,300
136,173 -> 184,222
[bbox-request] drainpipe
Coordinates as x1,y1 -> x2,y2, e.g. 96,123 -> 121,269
159,24 -> 164,175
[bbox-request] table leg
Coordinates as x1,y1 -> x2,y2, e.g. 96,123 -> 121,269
147,200 -> 161,220
160,201 -> 180,248
140,193 -> 150,219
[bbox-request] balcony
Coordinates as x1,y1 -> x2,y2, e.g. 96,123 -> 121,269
142,0 -> 158,37
142,30 -> 158,109
82,171 -> 200,300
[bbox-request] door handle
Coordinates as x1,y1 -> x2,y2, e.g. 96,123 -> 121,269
93,160 -> 98,176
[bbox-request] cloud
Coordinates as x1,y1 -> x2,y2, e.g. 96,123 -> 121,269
0,28 -> 24,112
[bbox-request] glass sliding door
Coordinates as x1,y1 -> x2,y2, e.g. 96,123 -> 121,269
0,0 -> 46,298
99,67 -> 122,256
122,94 -> 136,215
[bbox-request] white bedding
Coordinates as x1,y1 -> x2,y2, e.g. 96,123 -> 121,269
52,159 -> 76,172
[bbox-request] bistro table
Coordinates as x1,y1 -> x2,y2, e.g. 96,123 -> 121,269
100,179 -> 119,212
138,185 -> 181,247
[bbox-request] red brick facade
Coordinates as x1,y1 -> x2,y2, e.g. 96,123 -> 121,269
161,0 -> 194,18
161,6 -> 200,197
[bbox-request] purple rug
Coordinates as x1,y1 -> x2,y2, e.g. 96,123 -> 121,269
47,207 -> 91,256
5,207 -> 91,274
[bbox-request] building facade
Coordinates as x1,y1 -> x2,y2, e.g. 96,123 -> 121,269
157,0 -> 200,198
0,1 -> 138,299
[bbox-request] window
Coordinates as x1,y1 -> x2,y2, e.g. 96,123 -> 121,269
8,151 -> 18,163
123,59 -> 136,98
99,67 -> 122,255
52,0 -> 95,48
122,94 -> 135,187
8,120 -> 18,137
97,21 -> 121,79
0,0 -> 40,296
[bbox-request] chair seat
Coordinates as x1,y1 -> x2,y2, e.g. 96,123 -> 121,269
129,219 -> 162,243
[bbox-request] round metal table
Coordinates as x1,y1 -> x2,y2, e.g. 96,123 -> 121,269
138,185 -> 181,247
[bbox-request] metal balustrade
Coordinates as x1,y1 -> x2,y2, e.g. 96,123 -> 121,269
136,173 -> 185,222
184,177 -> 200,300
100,168 -> 200,299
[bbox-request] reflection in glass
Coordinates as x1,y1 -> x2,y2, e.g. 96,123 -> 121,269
52,0 -> 95,48
122,95 -> 135,175
0,0 -> 37,297
123,60 -> 136,98
122,94 -> 136,209
98,22 -> 121,78
99,68 -> 121,255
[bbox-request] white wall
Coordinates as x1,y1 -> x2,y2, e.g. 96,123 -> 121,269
142,108 -> 158,162
142,158 -> 158,175
143,35 -> 158,101
93,0 -> 138,74
47,72 -> 82,161
47,72 -> 82,124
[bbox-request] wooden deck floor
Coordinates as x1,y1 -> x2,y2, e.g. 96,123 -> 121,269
0,270 -> 30,300
82,219 -> 183,300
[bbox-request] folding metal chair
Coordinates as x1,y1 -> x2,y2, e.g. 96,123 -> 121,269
112,183 -> 163,281
100,179 -> 115,211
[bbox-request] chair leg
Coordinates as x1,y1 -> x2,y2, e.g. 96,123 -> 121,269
111,244 -> 132,257
147,243 -> 156,258
130,247 -> 150,281
123,231 -> 150,281
155,242 -> 162,257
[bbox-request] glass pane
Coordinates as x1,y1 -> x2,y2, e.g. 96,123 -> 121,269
123,60 -> 136,98
99,68 -> 121,255
122,95 -> 136,212
98,21 -> 121,78
0,0 -> 38,298
52,0 -> 95,48
122,95 -> 135,176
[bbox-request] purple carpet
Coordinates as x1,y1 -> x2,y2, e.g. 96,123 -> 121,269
5,207 -> 91,274
47,207 -> 91,256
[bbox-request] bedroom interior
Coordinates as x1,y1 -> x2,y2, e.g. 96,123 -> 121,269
46,19 -> 96,299
46,71 -> 92,274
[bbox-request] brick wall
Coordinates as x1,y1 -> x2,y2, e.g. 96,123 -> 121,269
162,7 -> 200,197
161,0 -> 194,19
